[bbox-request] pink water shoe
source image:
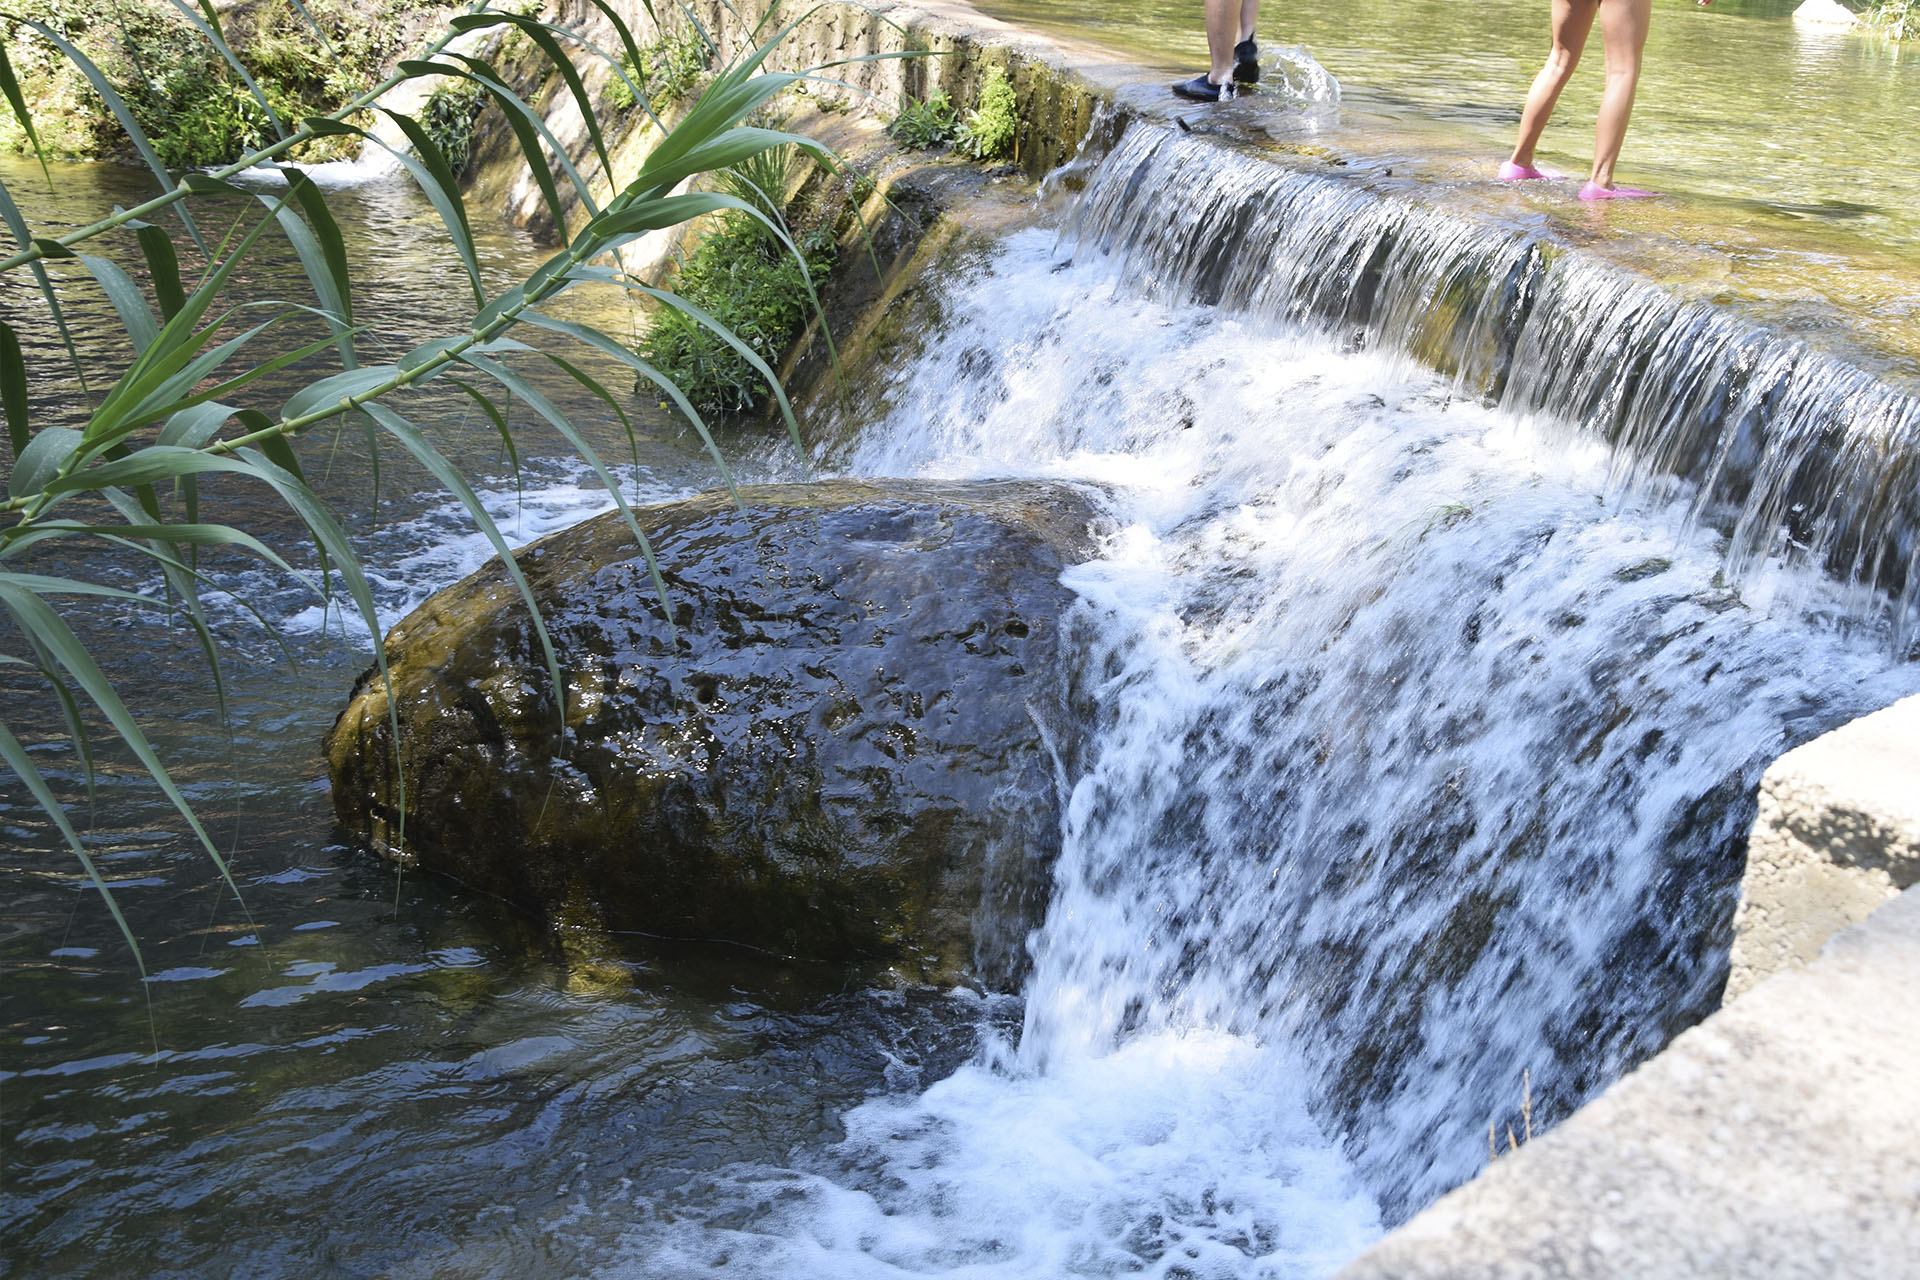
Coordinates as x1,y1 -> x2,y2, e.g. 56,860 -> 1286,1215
1497,161 -> 1559,182
1579,182 -> 1658,201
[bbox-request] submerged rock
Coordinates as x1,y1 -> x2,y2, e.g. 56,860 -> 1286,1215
326,479 -> 1102,985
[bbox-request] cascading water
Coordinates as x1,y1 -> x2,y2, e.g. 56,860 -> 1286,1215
8,107 -> 1920,1278
605,121 -> 1920,1274
1063,126 -> 1920,645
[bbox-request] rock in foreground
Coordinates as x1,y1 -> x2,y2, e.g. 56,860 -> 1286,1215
327,480 -> 1102,984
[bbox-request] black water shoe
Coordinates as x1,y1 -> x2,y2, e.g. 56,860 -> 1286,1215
1233,35 -> 1260,84
1171,74 -> 1235,102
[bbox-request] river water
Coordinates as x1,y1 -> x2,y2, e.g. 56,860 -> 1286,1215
4,22 -> 1920,1280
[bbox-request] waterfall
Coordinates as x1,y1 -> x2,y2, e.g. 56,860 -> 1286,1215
1063,125 -> 1920,650
614,122 -> 1920,1274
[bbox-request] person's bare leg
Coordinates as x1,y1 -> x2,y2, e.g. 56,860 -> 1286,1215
1508,0 -> 1597,171
1239,0 -> 1260,44
1588,0 -> 1653,188
1205,0 -> 1242,84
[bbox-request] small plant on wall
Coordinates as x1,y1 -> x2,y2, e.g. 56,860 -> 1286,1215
956,66 -> 1017,161
888,88 -> 956,150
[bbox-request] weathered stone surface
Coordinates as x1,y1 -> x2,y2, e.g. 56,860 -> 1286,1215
327,479 -> 1102,984
1334,886 -> 1920,1280
1727,692 -> 1920,999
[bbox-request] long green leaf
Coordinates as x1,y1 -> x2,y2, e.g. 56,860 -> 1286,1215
518,309 -> 736,502
367,111 -> 484,304
0,174 -> 91,396
283,0 -> 340,59
282,171 -> 355,363
537,349 -> 672,614
440,53 -> 600,216
0,720 -> 145,976
455,16 -> 616,185
162,0 -> 289,142
9,427 -> 81,501
250,188 -> 355,369
0,319 -> 26,458
134,224 -> 187,322
76,255 -> 160,354
457,353 -> 678,624
0,41 -> 49,185
361,401 -> 569,723
445,377 -> 521,493
0,582 -> 244,908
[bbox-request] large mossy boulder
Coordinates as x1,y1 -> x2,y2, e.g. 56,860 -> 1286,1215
327,479 -> 1102,985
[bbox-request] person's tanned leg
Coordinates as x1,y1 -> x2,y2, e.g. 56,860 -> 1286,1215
1205,0 -> 1242,84
1508,0 -> 1597,171
1588,0 -> 1653,188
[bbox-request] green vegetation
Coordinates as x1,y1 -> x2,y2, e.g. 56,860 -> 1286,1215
0,0 -> 452,166
605,28 -> 711,115
1866,0 -> 1918,38
639,146 -> 836,413
420,76 -> 489,175
0,0 -> 841,973
956,67 -> 1017,162
888,89 -> 957,150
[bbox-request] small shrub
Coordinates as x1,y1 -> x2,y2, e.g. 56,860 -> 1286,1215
956,67 -> 1017,162
638,214 -> 836,414
421,77 -> 488,175
889,89 -> 957,150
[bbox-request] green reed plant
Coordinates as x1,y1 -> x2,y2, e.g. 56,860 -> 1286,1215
0,0 -> 898,973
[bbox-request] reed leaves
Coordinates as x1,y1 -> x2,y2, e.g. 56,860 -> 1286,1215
0,0 -> 855,971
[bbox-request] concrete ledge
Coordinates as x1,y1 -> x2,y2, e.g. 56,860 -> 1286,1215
1728,693 -> 1920,998
1335,885 -> 1920,1280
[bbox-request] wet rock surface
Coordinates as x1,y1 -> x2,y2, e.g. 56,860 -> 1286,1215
327,479 -> 1103,985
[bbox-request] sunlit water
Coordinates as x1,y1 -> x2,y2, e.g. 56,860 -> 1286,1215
5,77 -> 1920,1280
977,0 -> 1920,376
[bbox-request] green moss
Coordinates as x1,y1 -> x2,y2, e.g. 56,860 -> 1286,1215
606,29 -> 710,115
638,211 -> 836,415
956,67 -> 1017,162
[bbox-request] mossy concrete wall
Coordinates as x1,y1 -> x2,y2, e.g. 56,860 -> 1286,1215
465,0 -> 1113,248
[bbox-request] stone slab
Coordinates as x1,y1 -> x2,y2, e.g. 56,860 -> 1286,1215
1728,693 -> 1920,998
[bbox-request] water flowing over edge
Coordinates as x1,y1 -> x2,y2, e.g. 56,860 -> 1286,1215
1060,120 -> 1920,651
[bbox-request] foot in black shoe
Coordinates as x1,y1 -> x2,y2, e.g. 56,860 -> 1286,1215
1171,74 -> 1233,102
1233,35 -> 1260,84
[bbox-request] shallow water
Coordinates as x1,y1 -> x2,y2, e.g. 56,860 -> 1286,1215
4,57 -> 1919,1280
977,0 -> 1920,376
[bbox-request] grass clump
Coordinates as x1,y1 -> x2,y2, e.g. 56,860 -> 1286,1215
956,67 -> 1017,161
606,29 -> 711,115
638,148 -> 835,414
888,89 -> 957,150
